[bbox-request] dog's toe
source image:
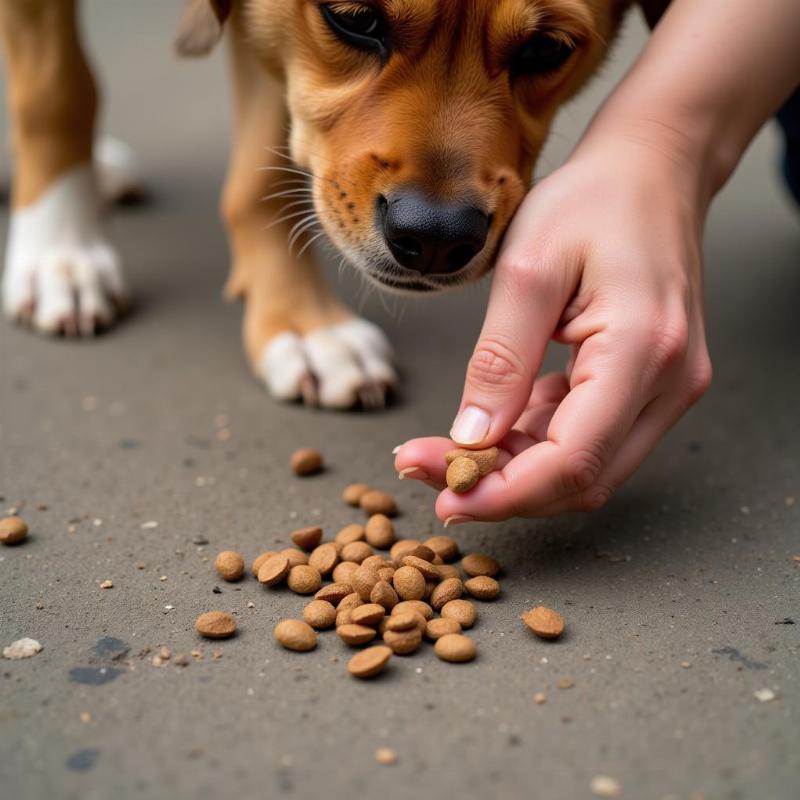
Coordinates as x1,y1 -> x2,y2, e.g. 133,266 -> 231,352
260,331 -> 311,401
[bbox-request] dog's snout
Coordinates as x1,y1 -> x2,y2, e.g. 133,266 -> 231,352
378,193 -> 489,275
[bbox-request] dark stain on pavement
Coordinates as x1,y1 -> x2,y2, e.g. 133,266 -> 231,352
66,749 -> 101,771
91,637 -> 131,663
711,646 -> 767,670
68,666 -> 124,685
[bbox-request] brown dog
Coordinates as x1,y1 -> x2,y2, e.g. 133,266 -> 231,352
0,0 -> 631,408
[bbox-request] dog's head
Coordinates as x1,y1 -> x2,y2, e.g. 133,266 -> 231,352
179,1 -> 625,292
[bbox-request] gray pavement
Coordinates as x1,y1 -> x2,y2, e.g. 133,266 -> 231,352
1,3 -> 798,799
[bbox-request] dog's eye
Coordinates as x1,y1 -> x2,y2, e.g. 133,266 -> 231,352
320,4 -> 388,59
511,33 -> 575,78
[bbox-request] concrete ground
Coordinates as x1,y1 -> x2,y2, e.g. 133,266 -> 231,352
1,3 -> 798,799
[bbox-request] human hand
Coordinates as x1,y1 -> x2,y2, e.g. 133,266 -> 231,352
395,131 -> 713,524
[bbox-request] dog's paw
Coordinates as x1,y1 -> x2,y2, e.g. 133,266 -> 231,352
2,164 -> 128,336
259,318 -> 397,410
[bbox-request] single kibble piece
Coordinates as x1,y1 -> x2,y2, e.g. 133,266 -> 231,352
440,599 -> 477,628
337,593 -> 364,613
351,603 -> 386,627
348,645 -> 392,679
352,565 -> 381,601
214,551 -> 245,582
303,599 -> 337,629
287,564 -> 322,595
337,623 -> 377,646
437,564 -> 461,581
446,457 -> 480,493
251,551 -> 277,577
275,619 -> 317,651
340,541 -> 373,564
290,526 -> 323,551
362,554 -> 390,572
281,548 -> 309,568
425,618 -> 462,641
0,516 -> 28,546
195,611 -> 237,639
335,524 -> 366,546
521,606 -> 565,640
257,554 -> 290,587
401,555 -> 440,580
386,612 -> 419,632
464,576 -> 500,600
337,608 -> 356,627
375,748 -> 397,765
290,448 -> 323,476
461,553 -> 501,578
383,626 -> 422,655
359,490 -> 397,517
315,582 -> 353,606
365,514 -> 395,549
393,566 -> 426,601
430,577 -> 464,610
445,446 -> 499,476
377,566 -> 395,583
308,542 -> 339,576
370,580 -> 399,611
342,483 -> 370,507
424,535 -> 459,562
332,561 -> 359,586
435,633 -> 476,662
392,600 -> 433,620
390,539 -> 421,562
404,544 -> 436,563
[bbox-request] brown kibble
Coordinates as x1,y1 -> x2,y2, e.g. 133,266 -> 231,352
340,541 -> 374,564
214,551 -> 245,582
251,551 -> 277,577
461,553 -> 501,578
332,561 -> 359,586
434,633 -> 476,662
425,617 -> 462,640
362,554 -> 390,572
99,579 -> 113,589
308,542 -> 339,575
404,544 -> 436,563
533,692 -> 547,705
441,599 -> 476,628
446,457 -> 480,493
352,565 -> 381,601
392,600 -> 433,620
521,606 -> 565,640
257,554 -> 290,587
173,653 -> 189,667
0,516 -> 28,546
274,619 -> 317,651
424,535 -> 459,562
464,575 -> 500,600
351,603 -> 386,626
401,555 -> 440,581
445,446 -> 499,476
315,582 -> 353,606
195,611 -> 237,639
290,448 -> 323,476
290,526 -> 323,551
348,645 -> 392,679
393,565 -> 426,600
383,626 -> 422,655
337,623 -> 377,646
335,523 -> 366,546
365,514 -> 395,549
359,490 -> 397,517
342,483 -> 370,506
337,593 -> 364,613
557,676 -> 574,690
303,599 -> 337,630
430,577 -> 464,610
377,566 -> 395,583
390,539 -> 421,562
370,579 -> 399,611
281,548 -> 309,568
287,564 -> 322,595
385,612 -> 419,632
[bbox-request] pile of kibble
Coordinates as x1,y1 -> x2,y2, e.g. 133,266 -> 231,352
191,448 -> 566,680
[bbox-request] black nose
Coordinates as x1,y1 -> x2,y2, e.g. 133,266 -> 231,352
378,193 -> 489,275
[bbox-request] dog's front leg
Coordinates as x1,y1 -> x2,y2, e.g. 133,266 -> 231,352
221,28 -> 395,409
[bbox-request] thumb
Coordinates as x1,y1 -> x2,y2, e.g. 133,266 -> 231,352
450,250 -> 573,447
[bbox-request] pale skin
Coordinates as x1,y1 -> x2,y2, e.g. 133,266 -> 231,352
395,0 -> 800,524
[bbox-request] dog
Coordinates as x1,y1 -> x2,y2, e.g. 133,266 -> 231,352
0,0 -> 636,409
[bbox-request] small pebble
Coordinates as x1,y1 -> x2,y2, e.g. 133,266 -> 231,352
590,775 -> 621,797
100,580 -> 113,589
3,638 -> 43,659
754,688 -> 776,702
533,692 -> 547,705
375,748 -> 397,765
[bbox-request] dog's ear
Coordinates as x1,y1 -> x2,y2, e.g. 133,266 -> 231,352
174,0 -> 232,57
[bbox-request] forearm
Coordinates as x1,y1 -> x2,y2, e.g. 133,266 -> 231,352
582,0 -> 800,200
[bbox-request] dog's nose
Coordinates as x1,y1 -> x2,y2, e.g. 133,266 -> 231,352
378,193 -> 489,275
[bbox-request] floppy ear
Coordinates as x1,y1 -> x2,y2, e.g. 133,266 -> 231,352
174,0 -> 232,57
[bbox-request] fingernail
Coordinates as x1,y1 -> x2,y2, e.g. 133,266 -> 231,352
398,466 -> 428,481
450,406 -> 491,445
392,444 -> 403,455
443,514 -> 474,528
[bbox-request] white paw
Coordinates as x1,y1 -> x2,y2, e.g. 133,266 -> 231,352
259,318 -> 397,410
2,164 -> 128,335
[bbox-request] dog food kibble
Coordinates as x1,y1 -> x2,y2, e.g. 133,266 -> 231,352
521,606 -> 565,639
401,555 -> 440,580
359,490 -> 397,517
257,553 -> 291,586
370,579 -> 399,610
392,599 -> 433,620
195,611 -> 237,639
342,483 -> 370,506
461,553 -> 501,578
405,543 -> 436,562
437,564 -> 461,580
290,448 -> 323,476
336,523 -> 366,546
440,599 -> 476,628
434,633 -> 476,662
0,516 -> 28,545
332,561 -> 359,585
287,564 -> 322,595
275,619 -> 318,651
308,542 -> 339,575
290,526 -> 323,551
348,645 -> 393,679
390,539 -> 420,562
303,599 -> 337,629
365,514 -> 395,549
430,577 -> 464,610
340,540 -> 373,564
425,617 -> 462,640
352,565 -> 381,601
446,457 -> 480,493
351,603 -> 386,626
214,551 -> 245,582
464,575 -> 500,600
337,592 -> 363,613
281,548 -> 309,567
251,551 -> 276,577
337,623 -> 377,646
393,565 -> 426,600
445,446 -> 499,476
315,582 -> 353,606
383,626 -> 423,655
385,612 -> 419,632
424,535 -> 459,562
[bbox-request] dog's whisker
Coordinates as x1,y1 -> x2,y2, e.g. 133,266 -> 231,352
295,230 -> 326,259
287,214 -> 321,252
259,189 -> 314,203
289,219 -> 321,253
266,205 -> 317,230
